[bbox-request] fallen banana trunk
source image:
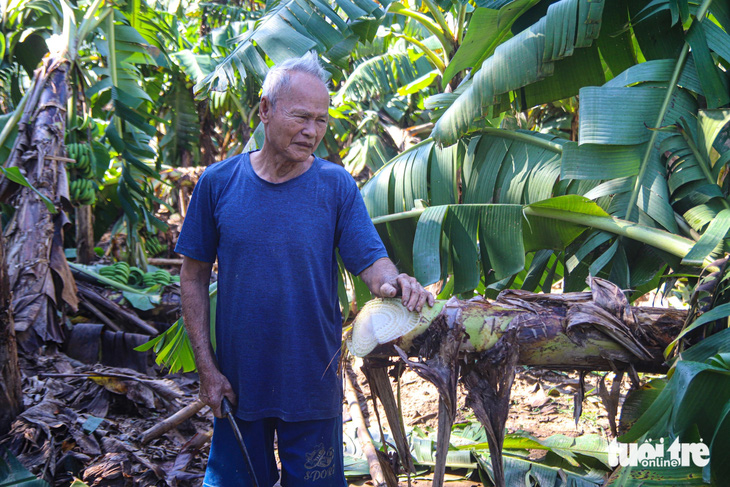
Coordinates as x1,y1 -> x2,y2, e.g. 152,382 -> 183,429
348,277 -> 688,487
350,280 -> 685,371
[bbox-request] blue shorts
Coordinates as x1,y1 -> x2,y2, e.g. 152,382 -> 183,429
202,415 -> 347,487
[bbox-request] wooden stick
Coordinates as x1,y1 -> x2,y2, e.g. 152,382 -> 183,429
148,258 -> 183,266
79,300 -> 122,332
76,282 -> 158,335
140,399 -> 206,444
345,369 -> 387,487
183,428 -> 213,451
44,155 -> 75,163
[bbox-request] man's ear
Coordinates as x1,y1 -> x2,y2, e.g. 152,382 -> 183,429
259,96 -> 272,123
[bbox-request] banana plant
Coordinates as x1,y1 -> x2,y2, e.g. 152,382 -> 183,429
195,0 -> 385,94
384,0 -> 543,89
330,42 -> 435,176
360,0 -> 730,300
0,0 -> 181,347
0,0 -> 112,347
169,14 -> 266,160
360,132 -> 717,295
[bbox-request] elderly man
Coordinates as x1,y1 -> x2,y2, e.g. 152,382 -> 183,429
176,52 -> 433,486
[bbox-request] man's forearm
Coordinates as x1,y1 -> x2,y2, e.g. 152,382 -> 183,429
360,257 -> 399,296
180,257 -> 236,416
180,259 -> 217,373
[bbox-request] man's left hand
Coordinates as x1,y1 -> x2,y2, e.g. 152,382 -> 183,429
380,273 -> 435,312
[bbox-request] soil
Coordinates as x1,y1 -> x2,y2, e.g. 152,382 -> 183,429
345,363 -> 624,486
352,366 -> 616,441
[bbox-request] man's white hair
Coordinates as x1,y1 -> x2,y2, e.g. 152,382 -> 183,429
261,51 -> 330,108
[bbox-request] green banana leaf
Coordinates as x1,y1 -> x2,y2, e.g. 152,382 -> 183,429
432,0 -> 606,146
342,134 -> 396,176
135,282 -> 217,373
0,448 -> 49,487
605,464 -> 708,486
0,166 -> 55,214
618,378 -> 668,436
372,192 -> 700,295
442,0 -> 540,86
198,0 -> 383,92
617,344 -> 730,486
474,448 -> 607,487
410,436 -> 477,468
335,50 -> 432,103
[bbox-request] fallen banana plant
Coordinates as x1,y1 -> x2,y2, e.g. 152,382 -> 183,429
348,277 -> 688,487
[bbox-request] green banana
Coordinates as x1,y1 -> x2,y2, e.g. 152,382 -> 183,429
66,143 -> 94,177
145,237 -> 167,257
79,114 -> 91,131
68,178 -> 96,206
142,269 -> 172,287
98,262 -> 131,284
128,267 -> 145,286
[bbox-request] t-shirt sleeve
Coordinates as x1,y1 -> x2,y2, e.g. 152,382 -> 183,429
174,170 -> 218,263
336,180 -> 388,275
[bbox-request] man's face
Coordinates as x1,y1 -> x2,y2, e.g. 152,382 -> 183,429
261,71 -> 330,164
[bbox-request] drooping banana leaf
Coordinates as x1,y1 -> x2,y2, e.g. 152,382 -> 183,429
361,126 -> 714,295
158,71 -> 199,166
342,134 -> 396,175
335,50 -> 433,103
92,13 -> 169,268
605,463 -> 708,486
431,0 -> 607,146
662,110 -> 730,232
619,359 -> 730,445
474,448 -> 607,487
441,0 -> 541,87
197,0 -> 384,93
615,341 -> 730,486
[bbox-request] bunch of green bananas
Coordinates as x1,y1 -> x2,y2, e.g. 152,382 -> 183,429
74,113 -> 93,131
127,266 -> 146,287
66,143 -> 94,178
69,178 -> 96,206
99,262 -> 131,284
142,269 -> 172,287
145,237 -> 167,257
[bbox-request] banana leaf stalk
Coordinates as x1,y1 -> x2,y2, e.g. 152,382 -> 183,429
349,277 -> 688,487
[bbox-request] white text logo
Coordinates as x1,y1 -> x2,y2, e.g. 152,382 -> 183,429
608,438 -> 709,468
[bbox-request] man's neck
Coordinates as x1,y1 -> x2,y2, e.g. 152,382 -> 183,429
250,147 -> 314,184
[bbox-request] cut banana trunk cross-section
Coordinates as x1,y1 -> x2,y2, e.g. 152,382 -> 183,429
348,298 -> 444,357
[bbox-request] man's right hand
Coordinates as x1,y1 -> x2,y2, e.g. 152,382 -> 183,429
199,367 -> 236,418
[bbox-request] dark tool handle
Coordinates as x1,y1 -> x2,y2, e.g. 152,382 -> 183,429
221,397 -> 259,487
221,396 -> 234,416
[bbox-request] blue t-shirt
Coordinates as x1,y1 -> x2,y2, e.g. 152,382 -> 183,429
175,152 -> 387,421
